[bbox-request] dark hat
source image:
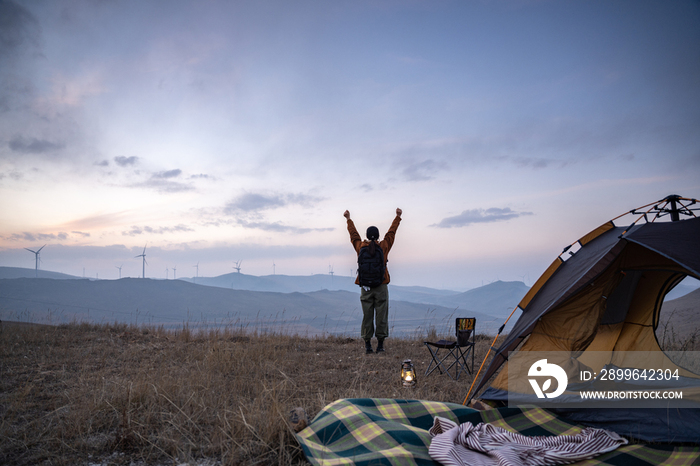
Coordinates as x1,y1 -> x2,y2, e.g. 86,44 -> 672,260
366,226 -> 379,240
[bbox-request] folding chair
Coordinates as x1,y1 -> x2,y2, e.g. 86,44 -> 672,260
424,317 -> 476,380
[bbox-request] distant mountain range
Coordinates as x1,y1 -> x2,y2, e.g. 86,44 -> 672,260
0,266 -> 525,335
1,266 -> 696,339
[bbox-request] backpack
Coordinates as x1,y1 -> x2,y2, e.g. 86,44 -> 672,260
357,241 -> 385,288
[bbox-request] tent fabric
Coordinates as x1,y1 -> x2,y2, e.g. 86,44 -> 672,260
471,210 -> 700,444
624,216 -> 700,277
475,217 -> 700,397
295,399 -> 700,465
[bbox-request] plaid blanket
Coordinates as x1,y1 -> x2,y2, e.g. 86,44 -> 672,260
295,399 -> 700,466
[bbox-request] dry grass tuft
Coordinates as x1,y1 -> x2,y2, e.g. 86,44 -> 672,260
0,321 -> 496,465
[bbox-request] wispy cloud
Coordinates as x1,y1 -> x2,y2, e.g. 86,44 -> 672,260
114,156 -> 139,167
222,191 -> 327,234
401,159 -> 448,181
58,212 -> 130,231
236,219 -> 334,234
122,224 -> 195,237
8,136 -> 64,154
0,1 -> 41,112
4,231 -> 69,242
224,192 -> 320,215
0,170 -> 24,181
152,169 -> 182,179
432,207 -> 533,228
128,168 -> 195,193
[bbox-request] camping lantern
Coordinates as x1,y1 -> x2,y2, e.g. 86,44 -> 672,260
401,359 -> 417,388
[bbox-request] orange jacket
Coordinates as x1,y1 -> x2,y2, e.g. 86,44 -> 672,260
347,215 -> 401,285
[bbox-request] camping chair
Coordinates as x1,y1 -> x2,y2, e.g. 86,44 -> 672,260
424,318 -> 476,381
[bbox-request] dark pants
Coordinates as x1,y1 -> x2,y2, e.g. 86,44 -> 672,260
360,284 -> 389,341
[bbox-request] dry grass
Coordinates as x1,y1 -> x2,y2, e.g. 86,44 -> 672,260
0,321 -> 496,465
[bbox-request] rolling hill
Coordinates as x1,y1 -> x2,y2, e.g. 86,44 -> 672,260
0,266 -> 81,280
0,277 -> 504,336
659,287 -> 700,343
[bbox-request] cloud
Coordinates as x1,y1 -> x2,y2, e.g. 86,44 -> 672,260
224,192 -> 320,215
114,156 -> 139,167
122,224 -> 195,237
127,169 -> 194,193
401,159 -> 448,181
221,192 -> 327,234
225,193 -> 285,213
133,178 -> 194,193
8,135 -> 64,154
236,219 -> 334,234
4,231 -> 69,242
152,169 -> 182,179
0,1 -> 41,61
71,231 -> 91,238
94,159 -> 109,167
58,212 -> 129,231
0,170 -> 23,181
0,1 -> 41,116
510,156 -> 557,169
432,207 -> 534,228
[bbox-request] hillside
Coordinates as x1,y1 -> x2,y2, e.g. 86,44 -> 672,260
184,272 -> 524,319
184,272 -> 464,302
659,287 -> 700,343
431,280 -> 530,317
0,267 -> 532,335
0,266 -> 81,280
0,278 -> 501,336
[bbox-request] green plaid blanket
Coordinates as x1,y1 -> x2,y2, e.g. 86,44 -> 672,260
295,399 -> 700,466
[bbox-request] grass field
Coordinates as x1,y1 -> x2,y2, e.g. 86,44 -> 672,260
0,321 -> 495,465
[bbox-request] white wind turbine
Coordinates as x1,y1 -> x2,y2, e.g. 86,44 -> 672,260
116,264 -> 123,279
233,260 -> 242,273
172,265 -> 177,280
24,245 -> 45,278
193,262 -> 199,283
135,245 -> 147,279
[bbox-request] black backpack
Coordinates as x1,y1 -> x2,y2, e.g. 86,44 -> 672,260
357,241 -> 385,288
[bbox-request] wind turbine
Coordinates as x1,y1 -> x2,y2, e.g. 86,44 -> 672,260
172,265 -> 177,279
329,264 -> 334,281
273,261 -> 276,275
165,267 -> 169,279
193,262 -> 199,283
233,260 -> 242,273
135,245 -> 147,279
116,264 -> 123,279
24,245 -> 45,278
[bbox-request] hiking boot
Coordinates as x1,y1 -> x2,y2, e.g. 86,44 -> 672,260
365,340 -> 374,354
376,340 -> 385,353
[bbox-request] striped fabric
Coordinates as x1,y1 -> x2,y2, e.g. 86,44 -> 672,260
295,399 -> 700,466
429,416 -> 627,466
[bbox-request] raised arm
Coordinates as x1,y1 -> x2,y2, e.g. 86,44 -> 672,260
345,210 -> 363,253
382,208 -> 402,252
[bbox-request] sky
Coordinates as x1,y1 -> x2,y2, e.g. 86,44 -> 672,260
0,0 -> 698,290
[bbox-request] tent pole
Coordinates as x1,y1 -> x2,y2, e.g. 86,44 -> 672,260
462,305 -> 519,406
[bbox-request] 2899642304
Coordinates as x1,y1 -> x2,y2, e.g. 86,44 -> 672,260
580,368 -> 680,382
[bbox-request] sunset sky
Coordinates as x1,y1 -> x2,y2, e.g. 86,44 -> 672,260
1,0 -> 698,290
